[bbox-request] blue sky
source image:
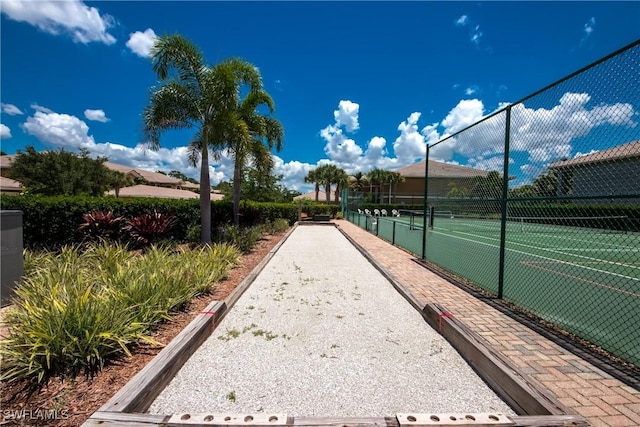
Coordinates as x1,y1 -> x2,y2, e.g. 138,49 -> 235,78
1,1 -> 639,192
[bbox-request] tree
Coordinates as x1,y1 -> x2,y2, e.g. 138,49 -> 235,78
333,167 -> 349,203
509,184 -> 536,199
470,171 -> 503,199
7,146 -> 120,196
144,34 -> 224,243
367,168 -> 388,203
447,181 -> 469,199
168,170 -> 198,184
240,167 -> 299,202
313,164 -> 341,203
350,171 -> 368,192
533,170 -> 559,197
110,170 -> 133,198
214,65 -> 284,224
305,169 -> 321,202
386,171 -> 405,204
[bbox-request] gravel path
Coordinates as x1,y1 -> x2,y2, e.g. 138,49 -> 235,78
150,225 -> 514,417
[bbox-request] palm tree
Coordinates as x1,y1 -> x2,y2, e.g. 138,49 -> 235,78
350,171 -> 368,192
315,164 -> 335,204
305,169 -> 320,202
215,69 -> 283,224
367,168 -> 387,203
386,171 -> 405,204
333,167 -> 349,204
143,34 -> 221,244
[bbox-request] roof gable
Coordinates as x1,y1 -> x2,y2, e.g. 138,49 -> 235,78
550,140 -> 640,169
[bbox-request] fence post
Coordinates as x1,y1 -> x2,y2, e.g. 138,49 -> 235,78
392,220 -> 396,245
421,145 -> 430,260
497,107 -> 512,299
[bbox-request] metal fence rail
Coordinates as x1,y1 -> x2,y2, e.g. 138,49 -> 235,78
345,40 -> 640,371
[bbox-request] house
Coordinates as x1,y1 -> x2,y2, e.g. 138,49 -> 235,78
0,155 -> 21,195
549,140 -> 640,204
294,190 -> 340,203
389,160 -> 491,204
104,162 -> 185,189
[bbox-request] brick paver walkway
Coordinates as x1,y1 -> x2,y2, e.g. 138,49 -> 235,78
336,220 -> 640,427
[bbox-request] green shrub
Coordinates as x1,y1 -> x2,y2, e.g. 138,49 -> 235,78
0,242 -> 241,387
123,210 -> 177,248
77,210 -> 125,242
259,218 -> 290,234
217,224 -> 263,253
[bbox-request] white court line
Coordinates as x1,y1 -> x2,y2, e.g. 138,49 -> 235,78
436,223 -> 640,271
430,227 -> 640,281
445,219 -> 640,250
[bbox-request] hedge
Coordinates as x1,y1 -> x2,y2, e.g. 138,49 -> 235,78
0,195 -> 341,249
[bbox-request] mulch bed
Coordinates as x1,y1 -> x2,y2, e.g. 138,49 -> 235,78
0,231 -> 287,427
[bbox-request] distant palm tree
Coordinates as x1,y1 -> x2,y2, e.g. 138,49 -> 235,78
143,34 -> 221,244
350,171 -> 368,191
315,164 -> 335,204
333,167 -> 349,204
304,169 -> 321,202
367,168 -> 387,203
386,171 -> 405,204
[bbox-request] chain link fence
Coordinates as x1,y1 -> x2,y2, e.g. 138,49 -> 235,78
345,40 -> 640,372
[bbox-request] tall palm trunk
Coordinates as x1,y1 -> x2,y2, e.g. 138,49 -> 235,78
314,183 -> 319,202
200,146 -> 212,243
325,183 -> 331,203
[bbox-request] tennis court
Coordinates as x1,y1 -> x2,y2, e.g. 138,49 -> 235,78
351,210 -> 640,366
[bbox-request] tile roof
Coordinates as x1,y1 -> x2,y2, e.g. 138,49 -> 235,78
0,176 -> 22,192
106,185 -> 199,199
549,140 -> 640,168
396,160 -> 490,178
294,190 -> 339,201
104,162 -> 183,186
0,155 -> 15,169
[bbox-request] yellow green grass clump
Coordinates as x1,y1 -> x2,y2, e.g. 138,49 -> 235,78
1,242 -> 240,387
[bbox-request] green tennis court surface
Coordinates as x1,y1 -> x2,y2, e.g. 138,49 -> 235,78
365,212 -> 640,366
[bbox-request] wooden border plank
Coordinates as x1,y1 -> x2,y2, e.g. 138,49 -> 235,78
83,411 -> 169,426
424,303 -> 570,416
96,300 -> 226,414
82,413 -> 589,427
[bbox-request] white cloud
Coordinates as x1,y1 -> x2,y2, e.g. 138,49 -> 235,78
0,124 -> 12,139
1,0 -> 116,45
364,136 -> 387,162
320,124 -> 363,167
584,17 -> 596,36
16,106 -> 309,188
464,85 -> 479,95
455,15 -> 469,26
441,99 -> 485,134
510,92 -> 636,163
393,112 -> 426,164
273,157 -> 314,191
22,110 -> 95,149
1,103 -> 24,115
31,103 -> 54,113
333,100 -> 360,132
471,25 -> 483,45
454,14 -> 484,46
126,28 -> 157,58
84,109 -> 110,122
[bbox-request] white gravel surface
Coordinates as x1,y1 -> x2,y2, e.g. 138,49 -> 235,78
150,225 -> 514,417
